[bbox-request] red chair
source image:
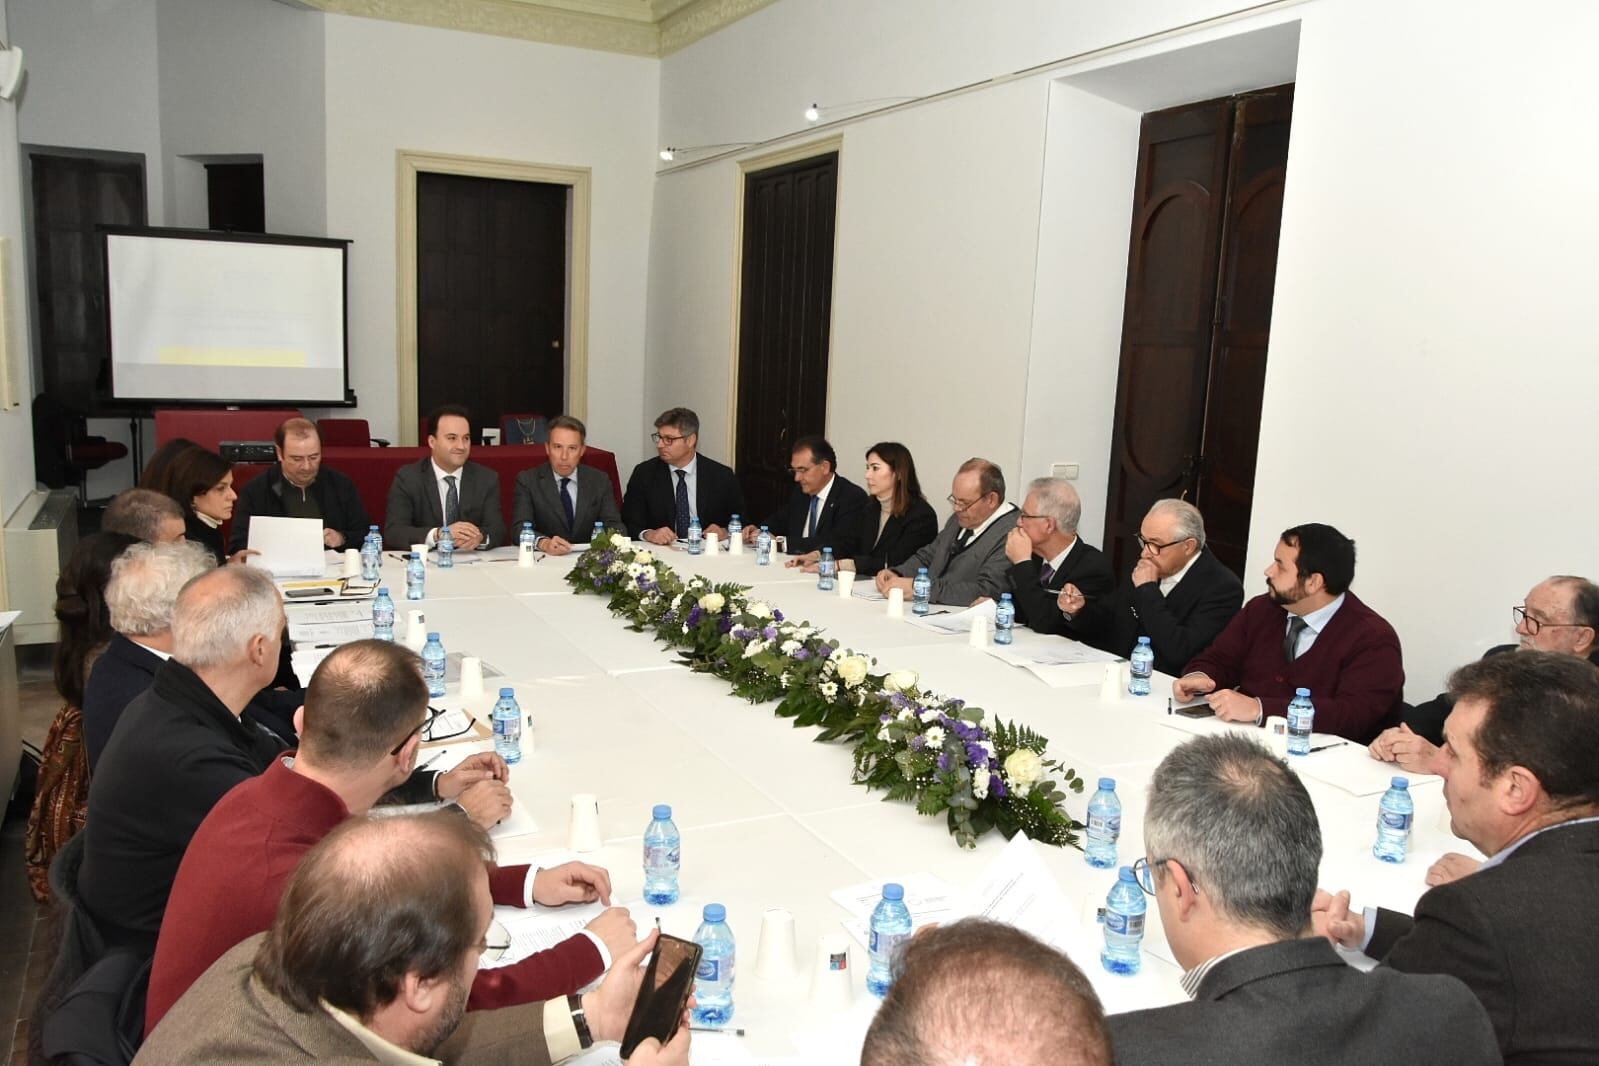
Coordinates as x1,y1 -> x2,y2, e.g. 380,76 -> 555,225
316,418 -> 387,447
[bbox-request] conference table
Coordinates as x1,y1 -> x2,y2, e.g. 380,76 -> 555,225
294,545 -> 1471,1064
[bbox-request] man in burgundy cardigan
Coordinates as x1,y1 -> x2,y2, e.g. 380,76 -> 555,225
1174,523 -> 1404,742
146,639 -> 634,1035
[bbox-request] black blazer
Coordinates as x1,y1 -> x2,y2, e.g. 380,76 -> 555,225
183,514 -> 226,565
621,454 -> 745,538
1069,547 -> 1245,673
82,634 -> 163,773
850,497 -> 938,575
762,474 -> 870,557
510,463 -> 623,542
1370,818 -> 1599,1063
228,464 -> 373,554
1109,938 -> 1499,1066
384,458 -> 507,549
1004,539 -> 1115,634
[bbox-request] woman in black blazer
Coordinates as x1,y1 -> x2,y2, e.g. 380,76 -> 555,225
791,441 -> 937,577
164,446 -> 250,566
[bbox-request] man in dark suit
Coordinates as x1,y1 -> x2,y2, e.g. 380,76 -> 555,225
880,458 -> 1019,607
1317,651 -> 1599,1064
511,414 -> 623,555
1110,732 -> 1498,1066
384,405 -> 507,550
1174,523 -> 1405,741
229,418 -> 373,553
621,406 -> 744,545
1000,476 -> 1113,634
1059,499 -> 1243,673
744,435 -> 868,558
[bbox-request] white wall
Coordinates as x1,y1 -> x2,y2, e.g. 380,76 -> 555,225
0,0 -> 37,528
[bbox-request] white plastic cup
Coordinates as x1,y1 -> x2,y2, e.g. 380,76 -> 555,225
405,610 -> 427,651
968,614 -> 990,648
1264,715 -> 1289,756
836,571 -> 856,599
753,908 -> 798,984
1099,661 -> 1122,703
459,656 -> 484,698
568,793 -> 602,853
704,531 -> 720,554
810,933 -> 854,1009
410,542 -> 428,562
518,543 -> 536,568
887,587 -> 905,618
342,548 -> 361,577
728,531 -> 743,556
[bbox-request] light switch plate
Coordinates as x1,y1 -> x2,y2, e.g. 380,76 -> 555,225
1051,462 -> 1080,480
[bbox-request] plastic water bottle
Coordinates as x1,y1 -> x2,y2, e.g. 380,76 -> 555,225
817,547 -> 837,591
519,522 -> 537,552
1287,688 -> 1315,756
591,521 -> 606,543
492,687 -> 523,765
755,526 -> 772,566
994,593 -> 1015,644
405,551 -> 425,600
866,883 -> 913,997
687,517 -> 703,555
360,532 -> 381,582
437,525 -> 455,569
1373,776 -> 1414,863
421,633 -> 446,698
1129,637 -> 1154,696
642,804 -> 681,905
1100,867 -> 1146,975
912,568 -> 931,615
1084,777 -> 1121,869
727,514 -> 743,545
372,587 -> 396,642
691,904 -> 736,1026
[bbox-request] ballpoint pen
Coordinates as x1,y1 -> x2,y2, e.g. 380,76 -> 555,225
1306,741 -> 1350,754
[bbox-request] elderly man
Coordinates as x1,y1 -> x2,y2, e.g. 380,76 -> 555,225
1108,734 -> 1496,1065
230,417 -> 373,553
743,435 -> 868,558
622,407 -> 744,546
101,488 -> 187,544
511,414 -> 624,555
1317,652 -> 1599,1064
999,477 -> 1113,635
139,813 -> 690,1065
1059,499 -> 1243,673
386,405 -> 508,550
1173,523 -> 1404,742
878,458 -> 1019,606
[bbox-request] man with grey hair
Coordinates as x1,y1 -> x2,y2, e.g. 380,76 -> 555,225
1058,498 -> 1243,673
879,458 -> 1019,606
999,476 -> 1113,635
1107,733 -> 1497,1065
101,487 -> 186,544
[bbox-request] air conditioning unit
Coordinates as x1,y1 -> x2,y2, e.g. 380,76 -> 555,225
3,488 -> 79,644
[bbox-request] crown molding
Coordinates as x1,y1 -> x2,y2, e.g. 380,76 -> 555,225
657,0 -> 777,55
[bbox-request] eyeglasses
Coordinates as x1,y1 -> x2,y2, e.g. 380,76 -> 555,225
389,706 -> 473,756
478,919 -> 512,965
1512,605 -> 1592,636
787,464 -> 816,477
651,432 -> 689,445
1136,534 -> 1189,554
946,493 -> 988,513
1017,511 -> 1050,522
1131,856 -> 1194,896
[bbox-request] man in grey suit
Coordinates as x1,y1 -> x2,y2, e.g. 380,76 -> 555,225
384,405 -> 508,550
1108,733 -> 1498,1066
878,457 -> 1019,606
511,414 -> 623,556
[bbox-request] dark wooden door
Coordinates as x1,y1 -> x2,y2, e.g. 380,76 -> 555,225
30,152 -> 146,414
735,152 -> 838,521
416,172 -> 566,435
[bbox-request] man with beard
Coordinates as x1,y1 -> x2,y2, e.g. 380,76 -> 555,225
1172,523 -> 1404,742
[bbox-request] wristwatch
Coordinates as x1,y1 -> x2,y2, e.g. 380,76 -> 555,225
567,995 -> 594,1050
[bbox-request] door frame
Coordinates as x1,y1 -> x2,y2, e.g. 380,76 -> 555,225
396,150 -> 591,445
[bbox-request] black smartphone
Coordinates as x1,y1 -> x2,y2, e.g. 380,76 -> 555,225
1175,704 -> 1215,719
619,933 -> 702,1057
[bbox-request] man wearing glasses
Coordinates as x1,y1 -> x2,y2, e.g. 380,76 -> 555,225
1108,733 -> 1498,1066
1055,499 -> 1243,672
743,435 -> 868,557
622,407 -> 745,546
997,476 -> 1115,635
878,458 -> 1019,606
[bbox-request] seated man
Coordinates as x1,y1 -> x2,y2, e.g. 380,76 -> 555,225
139,812 -> 689,1065
745,435 -> 867,558
147,639 -> 634,1032
622,407 -> 744,546
511,414 -> 623,556
1058,499 -> 1243,673
877,458 -> 1018,607
101,488 -> 186,544
1000,477 -> 1113,635
230,417 -> 374,554
1173,523 -> 1404,742
1317,651 -> 1599,1064
861,918 -> 1110,1066
1109,734 -> 1497,1066
386,405 -> 508,550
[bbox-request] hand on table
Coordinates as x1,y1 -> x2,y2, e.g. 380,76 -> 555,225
702,524 -> 728,542
1130,558 -> 1160,587
1207,688 -> 1262,724
644,528 -> 677,547
876,571 -> 913,597
454,780 -> 513,829
1004,526 -> 1033,564
786,551 -> 820,571
743,524 -> 762,544
1171,672 -> 1216,702
1311,888 -> 1366,950
1368,724 -> 1440,774
539,535 -> 574,556
446,521 -> 484,551
323,528 -> 346,549
532,861 -> 613,906
1426,853 -> 1482,887
435,752 -> 509,800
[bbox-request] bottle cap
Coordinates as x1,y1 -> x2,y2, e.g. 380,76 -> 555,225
652,803 -> 673,820
1098,777 -> 1116,791
499,687 -> 515,698
882,882 -> 904,901
760,525 -> 769,531
377,587 -> 388,595
1137,636 -> 1151,645
428,632 -> 440,641
917,567 -> 928,575
1000,593 -> 1012,602
1391,776 -> 1409,789
732,514 -> 740,519
823,547 -> 833,554
703,903 -> 726,922
409,551 -> 419,559
1118,866 -> 1137,882
1295,687 -> 1311,697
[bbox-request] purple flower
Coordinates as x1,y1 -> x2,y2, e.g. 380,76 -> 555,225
662,610 -> 677,624
816,645 -> 832,659
762,625 -> 778,640
591,578 -> 603,588
965,742 -> 988,767
910,735 -> 926,751
937,753 -> 951,773
687,606 -> 704,627
989,773 -> 1007,799
719,616 -> 734,633
879,713 -> 893,723
889,693 -> 908,709
598,551 -> 615,567
773,609 -> 785,622
792,648 -> 811,661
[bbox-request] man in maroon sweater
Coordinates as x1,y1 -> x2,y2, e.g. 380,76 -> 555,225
146,639 -> 635,1034
1174,523 -> 1404,742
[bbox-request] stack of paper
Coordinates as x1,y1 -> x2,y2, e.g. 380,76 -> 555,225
904,598 -> 995,634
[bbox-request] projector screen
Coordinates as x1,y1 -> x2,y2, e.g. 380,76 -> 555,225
104,228 -> 350,405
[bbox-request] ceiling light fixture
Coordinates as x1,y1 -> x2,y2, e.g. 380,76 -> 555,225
803,96 -> 919,123
656,142 -> 755,163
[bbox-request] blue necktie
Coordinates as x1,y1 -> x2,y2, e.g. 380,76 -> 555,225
560,476 -> 576,532
674,470 -> 691,538
806,495 -> 820,538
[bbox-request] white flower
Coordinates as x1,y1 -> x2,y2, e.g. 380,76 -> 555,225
742,640 -> 767,659
820,681 -> 839,699
608,560 -> 627,574
633,550 -> 653,564
836,655 -> 869,688
780,672 -> 792,687
1003,749 -> 1044,791
884,669 -> 919,694
747,600 -> 773,619
896,708 -> 915,723
699,592 -> 725,613
917,707 -> 940,723
780,639 -> 801,655
972,773 -> 989,800
670,594 -> 684,610
923,726 -> 945,748
625,562 -> 643,577
606,531 -> 629,549
877,725 -> 892,741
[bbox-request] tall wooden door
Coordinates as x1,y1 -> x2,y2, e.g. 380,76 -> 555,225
735,152 -> 839,521
1103,85 -> 1293,577
416,172 -> 566,435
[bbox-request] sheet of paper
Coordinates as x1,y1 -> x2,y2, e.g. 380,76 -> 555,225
961,832 -> 1077,950
904,598 -> 996,634
285,601 -> 373,625
1288,742 -> 1438,796
1018,661 -> 1118,688
289,619 -> 374,646
983,634 -> 1119,667
850,583 -> 886,601
483,900 -> 607,968
248,516 -> 328,577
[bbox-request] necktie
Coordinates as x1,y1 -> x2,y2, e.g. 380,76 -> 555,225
674,470 -> 691,538
1284,615 -> 1309,662
443,475 -> 460,526
560,476 -> 576,531
952,528 -> 973,555
1040,561 -> 1056,587
806,495 -> 820,539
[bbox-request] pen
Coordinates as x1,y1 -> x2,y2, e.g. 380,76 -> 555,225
1306,741 -> 1350,754
690,1027 -> 746,1036
414,752 -> 443,773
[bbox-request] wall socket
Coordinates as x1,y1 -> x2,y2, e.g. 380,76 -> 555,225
1051,462 -> 1080,480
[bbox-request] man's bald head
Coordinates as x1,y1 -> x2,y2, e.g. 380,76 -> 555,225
172,566 -> 283,669
300,639 -> 430,770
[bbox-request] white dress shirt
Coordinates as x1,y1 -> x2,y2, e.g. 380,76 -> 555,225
1159,550 -> 1202,596
804,475 -> 836,538
1043,537 -> 1078,576
1286,592 -> 1346,658
960,501 -> 1016,545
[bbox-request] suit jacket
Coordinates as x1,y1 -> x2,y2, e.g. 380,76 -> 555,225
384,458 -> 507,549
621,454 -> 745,538
1067,548 -> 1244,673
1404,645 -> 1599,745
1108,938 -> 1499,1066
891,507 -> 1021,607
229,464 -> 373,554
762,474 -> 870,557
1370,818 -> 1599,1064
510,463 -> 623,542
184,513 -> 227,565
1004,538 -> 1115,634
136,935 -> 557,1066
849,497 -> 939,576
1182,591 -> 1405,742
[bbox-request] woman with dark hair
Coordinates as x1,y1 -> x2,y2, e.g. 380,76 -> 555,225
24,531 -> 139,902
792,441 -> 938,577
164,446 -> 252,565
138,437 -> 201,496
